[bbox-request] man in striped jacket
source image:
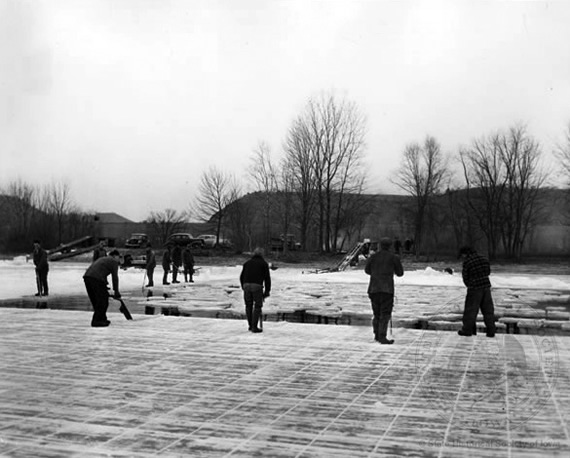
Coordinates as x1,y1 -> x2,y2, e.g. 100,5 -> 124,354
458,246 -> 496,338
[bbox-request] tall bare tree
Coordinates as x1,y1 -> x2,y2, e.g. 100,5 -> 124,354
285,92 -> 367,252
284,117 -> 316,250
393,136 -> 448,257
248,141 -> 279,247
554,122 -> 570,221
6,179 -> 36,239
460,124 -> 546,260
497,125 -> 546,259
195,166 -> 241,244
556,122 -> 570,186
44,181 -> 73,245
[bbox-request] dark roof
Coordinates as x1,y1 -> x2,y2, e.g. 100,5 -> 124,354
95,212 -> 134,224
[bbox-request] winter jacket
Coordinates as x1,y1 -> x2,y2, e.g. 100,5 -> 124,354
172,246 -> 182,267
162,250 -> 171,270
183,248 -> 194,266
240,254 -> 271,294
92,247 -> 107,262
33,247 -> 49,272
462,252 -> 492,290
145,248 -> 156,269
83,256 -> 120,292
365,249 -> 403,295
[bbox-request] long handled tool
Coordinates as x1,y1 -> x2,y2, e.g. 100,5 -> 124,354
110,296 -> 133,320
35,271 -> 41,296
260,294 -> 267,331
118,298 -> 133,320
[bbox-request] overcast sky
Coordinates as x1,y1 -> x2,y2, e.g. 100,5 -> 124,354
2,0 -> 569,222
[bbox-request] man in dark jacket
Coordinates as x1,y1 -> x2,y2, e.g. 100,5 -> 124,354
365,237 -> 404,344
182,245 -> 195,283
171,244 -> 182,283
162,245 -> 171,285
239,247 -> 271,333
92,241 -> 107,263
33,240 -> 49,296
458,246 -> 496,338
145,243 -> 156,287
83,249 -> 122,327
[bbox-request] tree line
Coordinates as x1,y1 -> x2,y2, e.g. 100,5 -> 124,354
191,93 -> 569,260
0,180 -> 94,253
2,92 -> 569,259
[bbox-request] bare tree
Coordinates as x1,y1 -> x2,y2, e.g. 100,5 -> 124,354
393,136 -> 448,258
195,166 -> 241,244
460,124 -> 546,260
497,125 -> 546,259
556,122 -> 570,184
44,181 -> 73,245
285,92 -> 367,252
554,122 -> 570,222
248,141 -> 279,247
284,117 -> 317,250
275,157 -> 296,251
6,179 -> 36,239
146,209 -> 187,246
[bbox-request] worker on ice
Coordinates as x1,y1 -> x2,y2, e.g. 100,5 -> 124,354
365,237 -> 404,344
240,247 -> 271,333
83,249 -> 122,327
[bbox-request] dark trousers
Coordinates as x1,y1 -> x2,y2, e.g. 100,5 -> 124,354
84,277 -> 109,323
369,292 -> 394,340
172,264 -> 180,282
462,287 -> 496,335
162,267 -> 170,284
146,266 -> 154,286
243,283 -> 263,330
183,264 -> 194,282
36,268 -> 49,295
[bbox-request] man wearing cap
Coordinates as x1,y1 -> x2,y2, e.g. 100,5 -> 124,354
162,245 -> 172,285
92,241 -> 107,263
457,246 -> 496,338
145,243 -> 156,287
83,249 -> 122,327
32,239 -> 49,296
365,237 -> 404,344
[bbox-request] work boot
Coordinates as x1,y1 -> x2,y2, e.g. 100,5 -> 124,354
251,308 -> 262,333
378,338 -> 394,345
246,305 -> 253,331
91,320 -> 110,327
458,329 -> 473,336
378,319 -> 390,341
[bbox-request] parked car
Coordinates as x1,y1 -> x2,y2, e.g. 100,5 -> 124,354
197,234 -> 217,248
167,233 -> 205,249
125,233 -> 149,249
197,234 -> 233,249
